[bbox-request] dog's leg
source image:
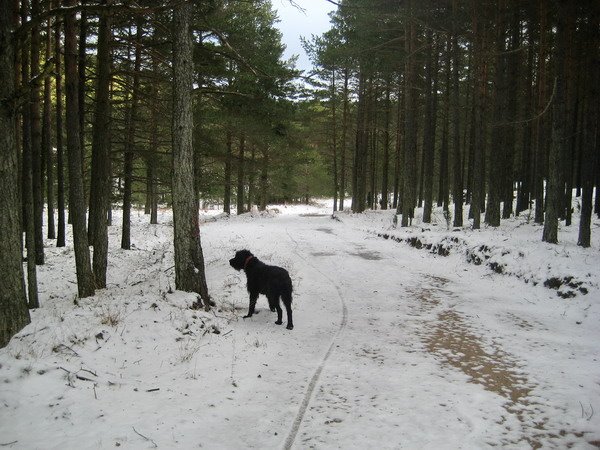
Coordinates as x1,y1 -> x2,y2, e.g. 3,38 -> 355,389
243,292 -> 258,318
268,295 -> 283,325
282,292 -> 293,330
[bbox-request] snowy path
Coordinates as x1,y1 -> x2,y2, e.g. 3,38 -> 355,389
206,212 -> 597,449
1,205 -> 598,449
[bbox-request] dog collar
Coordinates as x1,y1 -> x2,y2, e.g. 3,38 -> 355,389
243,255 -> 253,270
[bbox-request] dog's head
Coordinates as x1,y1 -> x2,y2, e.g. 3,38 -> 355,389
229,249 -> 254,271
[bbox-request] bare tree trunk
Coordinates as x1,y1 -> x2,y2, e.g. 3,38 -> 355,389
451,5 -> 463,227
469,4 -> 488,230
55,4 -> 66,247
543,1 -> 570,244
64,0 -> 95,298
30,0 -> 45,265
236,133 -> 245,214
259,147 -> 269,211
224,127 -> 232,214
89,0 -> 112,287
533,0 -> 549,224
577,5 -> 599,247
401,1 -> 418,226
43,16 -> 55,240
247,144 -> 255,211
20,0 -> 40,308
78,1 -> 87,195
380,78 -> 391,210
148,50 -> 159,225
422,30 -> 436,223
172,1 -> 210,304
339,68 -> 349,211
0,0 -> 31,346
393,82 -> 403,211
122,22 -> 142,250
485,0 -> 507,227
331,69 -> 338,212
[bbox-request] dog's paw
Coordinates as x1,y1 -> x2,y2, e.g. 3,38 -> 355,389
286,324 -> 294,330
243,314 -> 253,319
275,320 -> 282,325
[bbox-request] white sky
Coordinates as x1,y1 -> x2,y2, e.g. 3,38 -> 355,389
272,0 -> 337,72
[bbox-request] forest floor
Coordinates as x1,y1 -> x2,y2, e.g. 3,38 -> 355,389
1,200 -> 599,449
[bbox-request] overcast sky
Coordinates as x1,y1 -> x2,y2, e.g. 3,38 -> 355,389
272,0 -> 337,73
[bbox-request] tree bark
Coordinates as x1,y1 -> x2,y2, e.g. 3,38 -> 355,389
20,0 -> 40,308
224,127 -> 232,214
339,67 -> 349,211
451,6 -> 463,227
0,0 -> 31,346
422,30 -> 436,223
64,0 -> 95,298
89,0 -> 112,287
43,16 -> 55,240
55,4 -> 66,247
542,1 -> 568,244
121,21 -> 142,250
30,0 -> 45,265
401,1 -> 418,226
172,0 -> 210,303
380,78 -> 391,210
236,134 -> 245,215
331,69 -> 338,212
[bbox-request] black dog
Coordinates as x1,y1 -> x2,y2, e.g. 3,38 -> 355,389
229,249 -> 294,330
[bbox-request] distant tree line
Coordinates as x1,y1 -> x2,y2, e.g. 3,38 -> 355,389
305,0 -> 599,244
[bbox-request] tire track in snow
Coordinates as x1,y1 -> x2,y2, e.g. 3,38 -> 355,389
282,226 -> 348,450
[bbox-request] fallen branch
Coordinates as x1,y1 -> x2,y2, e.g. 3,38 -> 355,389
132,427 -> 157,448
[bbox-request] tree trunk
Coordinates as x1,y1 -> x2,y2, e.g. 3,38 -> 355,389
148,50 -> 159,225
542,1 -> 568,244
331,69 -> 338,212
380,78 -> 391,210
247,144 -> 255,211
401,1 -> 418,226
0,0 -> 31,346
55,5 -> 66,248
78,2 -> 87,192
89,0 -> 112,288
533,0 -> 549,224
353,71 -> 368,213
236,134 -> 245,214
20,0 -> 40,308
259,148 -> 269,211
469,5 -> 487,230
43,16 -> 55,240
451,4 -> 463,227
485,0 -> 507,228
64,0 -> 95,298
422,30 -> 436,223
30,0 -> 45,265
439,36 -> 450,215
122,22 -> 142,250
172,0 -> 210,303
224,127 -> 232,214
339,68 -> 349,211
393,82 -> 403,211
577,5 -> 598,246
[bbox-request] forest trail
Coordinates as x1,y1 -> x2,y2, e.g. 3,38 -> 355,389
221,212 -> 587,449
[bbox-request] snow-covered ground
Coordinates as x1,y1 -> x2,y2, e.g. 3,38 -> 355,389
1,200 -> 599,449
